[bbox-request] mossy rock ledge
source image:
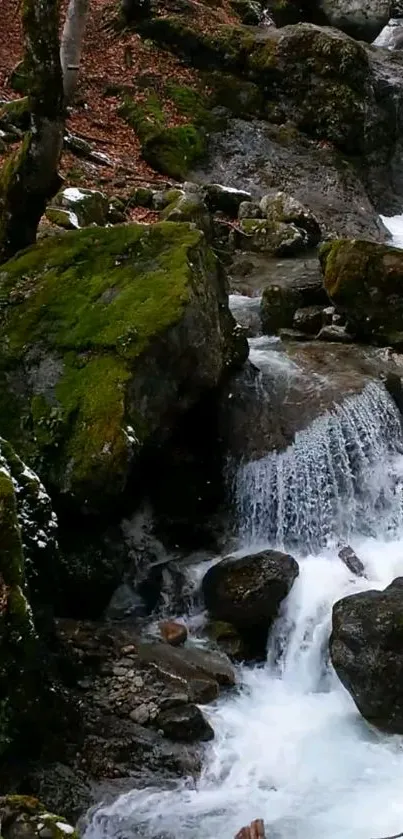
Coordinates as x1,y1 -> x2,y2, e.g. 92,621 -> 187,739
320,239 -> 403,346
0,796 -> 78,839
0,222 -> 248,513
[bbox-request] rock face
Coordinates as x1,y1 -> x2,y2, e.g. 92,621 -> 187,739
330,578 -> 403,732
320,239 -> 403,346
318,0 -> 391,41
202,550 -> 299,657
0,223 -> 247,514
0,439 -> 69,760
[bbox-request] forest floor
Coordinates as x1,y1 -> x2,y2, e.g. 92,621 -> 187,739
0,0 -> 241,219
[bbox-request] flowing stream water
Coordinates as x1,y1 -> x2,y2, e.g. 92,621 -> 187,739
86,219 -> 403,839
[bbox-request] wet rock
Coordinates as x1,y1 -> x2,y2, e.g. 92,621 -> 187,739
292,305 -> 324,335
137,642 -> 235,701
156,704 -> 214,742
260,261 -> 327,335
105,583 -> 146,621
191,118 -> 388,241
22,765 -> 92,826
203,550 -> 299,658
220,337 -> 403,467
330,578 -> 403,732
320,239 -> 403,346
318,0 -> 390,41
338,546 -> 366,577
159,620 -> 188,646
316,324 -> 353,342
206,620 -> 247,661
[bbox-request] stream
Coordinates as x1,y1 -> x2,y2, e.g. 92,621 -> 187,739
85,215 -> 403,839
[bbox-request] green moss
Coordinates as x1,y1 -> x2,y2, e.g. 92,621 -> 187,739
0,97 -> 30,131
0,223 -> 206,504
118,92 -> 207,179
143,124 -> 207,179
0,464 -> 24,586
45,207 -> 77,229
118,92 -> 165,141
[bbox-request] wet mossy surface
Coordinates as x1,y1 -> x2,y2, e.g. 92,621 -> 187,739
0,222 -> 245,512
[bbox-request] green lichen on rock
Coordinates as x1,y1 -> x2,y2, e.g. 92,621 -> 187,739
320,238 -> 403,345
45,208 -> 78,230
0,796 -> 78,839
0,223 -> 247,512
0,440 -> 38,756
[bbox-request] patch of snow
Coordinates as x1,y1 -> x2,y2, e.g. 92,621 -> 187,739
210,183 -> 248,195
63,187 -> 86,202
55,824 -> 75,835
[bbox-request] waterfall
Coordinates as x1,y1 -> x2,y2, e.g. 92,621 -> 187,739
234,381 -> 403,552
85,378 -> 403,839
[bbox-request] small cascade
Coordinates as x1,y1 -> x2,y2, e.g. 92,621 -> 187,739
234,381 -> 403,552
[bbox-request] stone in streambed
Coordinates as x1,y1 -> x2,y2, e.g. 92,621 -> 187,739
330,578 -> 403,732
156,703 -> 214,742
203,550 -> 299,658
292,305 -> 324,335
159,620 -> 188,646
338,546 -> 366,577
206,620 -> 247,661
138,642 -> 236,702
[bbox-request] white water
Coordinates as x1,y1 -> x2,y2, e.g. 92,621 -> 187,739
381,213 -> 403,248
86,382 -> 403,839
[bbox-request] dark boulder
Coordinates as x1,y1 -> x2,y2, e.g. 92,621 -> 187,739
202,550 -> 299,658
156,703 -> 214,742
330,578 -> 403,732
338,546 -> 366,577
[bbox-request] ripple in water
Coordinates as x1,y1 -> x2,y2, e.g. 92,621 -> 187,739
85,382 -> 403,839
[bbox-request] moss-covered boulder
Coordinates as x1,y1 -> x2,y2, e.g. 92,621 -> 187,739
0,223 -> 247,513
320,239 -> 403,345
51,187 -> 110,228
0,796 -> 78,839
202,549 -> 299,659
233,218 -> 308,255
260,191 -> 321,247
140,18 -> 388,157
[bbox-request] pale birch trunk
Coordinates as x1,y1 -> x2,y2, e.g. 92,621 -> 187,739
60,0 -> 90,105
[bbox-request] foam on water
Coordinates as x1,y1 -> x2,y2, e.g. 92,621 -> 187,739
85,383 -> 403,839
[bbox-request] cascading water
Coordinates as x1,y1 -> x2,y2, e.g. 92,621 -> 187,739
234,380 -> 403,552
85,381 -> 403,839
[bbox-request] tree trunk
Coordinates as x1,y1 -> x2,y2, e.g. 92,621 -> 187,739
0,0 -> 65,265
60,0 -> 90,104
